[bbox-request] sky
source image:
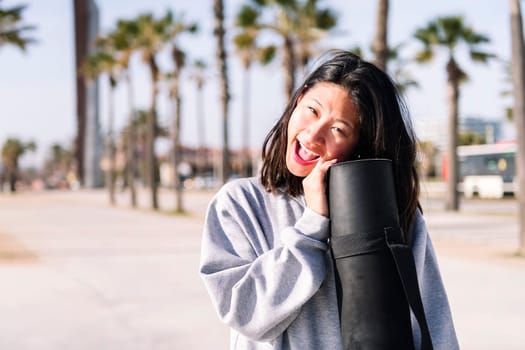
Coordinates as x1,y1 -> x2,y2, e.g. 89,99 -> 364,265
0,0 -> 514,168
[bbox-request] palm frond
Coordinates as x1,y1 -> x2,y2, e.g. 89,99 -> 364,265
236,5 -> 259,27
415,49 -> 434,63
257,45 -> 276,65
0,2 -> 36,51
470,50 -> 496,63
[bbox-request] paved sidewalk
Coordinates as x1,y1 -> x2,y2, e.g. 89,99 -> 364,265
0,188 -> 524,349
0,189 -> 227,350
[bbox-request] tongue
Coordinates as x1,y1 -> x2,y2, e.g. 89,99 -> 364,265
299,144 -> 318,161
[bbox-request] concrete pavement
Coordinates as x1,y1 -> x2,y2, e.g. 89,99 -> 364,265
0,188 -> 524,349
0,189 -> 227,350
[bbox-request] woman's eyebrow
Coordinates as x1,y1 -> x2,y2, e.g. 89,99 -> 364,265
335,118 -> 353,128
311,98 -> 323,108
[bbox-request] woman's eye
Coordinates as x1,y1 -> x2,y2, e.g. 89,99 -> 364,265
333,126 -> 347,136
308,106 -> 318,116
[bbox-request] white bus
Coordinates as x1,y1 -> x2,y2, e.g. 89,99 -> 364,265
457,142 -> 518,199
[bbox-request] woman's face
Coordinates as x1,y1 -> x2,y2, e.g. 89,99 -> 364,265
286,82 -> 360,177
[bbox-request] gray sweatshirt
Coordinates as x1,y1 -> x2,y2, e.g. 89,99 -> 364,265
199,177 -> 459,350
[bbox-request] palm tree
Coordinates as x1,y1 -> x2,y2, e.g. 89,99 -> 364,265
1,138 -> 36,192
0,1 -> 36,51
509,0 -> 525,255
414,16 -> 494,211
135,13 -> 171,210
236,2 -> 294,100
82,44 -> 119,206
163,11 -> 198,213
189,59 -> 208,177
110,18 -> 140,208
371,0 -> 389,71
236,0 -> 336,101
294,0 -> 337,74
214,0 -> 231,185
48,144 -> 73,173
41,143 -> 75,188
233,30 -> 276,177
120,109 -> 170,187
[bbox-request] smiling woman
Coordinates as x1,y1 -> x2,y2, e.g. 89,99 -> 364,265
199,50 -> 459,350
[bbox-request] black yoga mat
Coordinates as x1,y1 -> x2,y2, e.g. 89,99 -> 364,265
328,159 -> 432,350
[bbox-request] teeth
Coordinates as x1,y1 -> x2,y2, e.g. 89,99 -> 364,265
300,142 -> 318,156
299,142 -> 319,157
298,141 -> 320,161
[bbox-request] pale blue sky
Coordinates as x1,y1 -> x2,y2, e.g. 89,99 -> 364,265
0,0 -> 513,167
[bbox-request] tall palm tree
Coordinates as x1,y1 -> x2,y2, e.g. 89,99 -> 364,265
110,18 -> 140,208
294,0 -> 336,75
236,0 -> 336,101
135,13 -> 171,210
163,10 -> 197,213
1,138 -> 36,192
233,30 -> 275,177
0,1 -> 36,51
189,59 -> 208,177
509,0 -> 525,255
371,0 -> 389,71
414,16 -> 494,211
214,0 -> 231,185
82,44 -> 119,206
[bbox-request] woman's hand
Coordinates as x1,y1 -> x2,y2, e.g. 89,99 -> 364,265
302,158 -> 337,217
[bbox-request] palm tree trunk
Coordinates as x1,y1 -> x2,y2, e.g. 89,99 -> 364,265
214,0 -> 231,185
242,66 -> 251,177
283,35 -> 296,101
445,58 -> 460,211
172,74 -> 185,213
125,71 -> 137,208
147,55 -> 159,210
372,0 -> 389,71
8,167 -> 16,193
107,82 -> 116,206
510,0 -> 525,254
196,80 -> 206,177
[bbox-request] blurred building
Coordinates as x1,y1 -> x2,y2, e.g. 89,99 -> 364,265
73,0 -> 103,188
459,116 -> 503,144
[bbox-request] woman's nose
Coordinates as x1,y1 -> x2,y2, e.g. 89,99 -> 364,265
305,122 -> 325,144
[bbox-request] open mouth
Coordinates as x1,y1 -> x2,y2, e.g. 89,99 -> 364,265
294,140 -> 320,165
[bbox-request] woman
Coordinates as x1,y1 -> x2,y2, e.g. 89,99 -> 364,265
199,50 -> 458,349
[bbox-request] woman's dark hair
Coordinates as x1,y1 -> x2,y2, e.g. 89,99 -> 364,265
260,50 -> 420,236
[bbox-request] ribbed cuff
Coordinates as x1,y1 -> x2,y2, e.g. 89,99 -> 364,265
294,207 -> 330,241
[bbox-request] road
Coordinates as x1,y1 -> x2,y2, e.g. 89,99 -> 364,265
0,188 -> 523,349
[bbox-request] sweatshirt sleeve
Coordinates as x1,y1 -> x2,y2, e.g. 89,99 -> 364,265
410,211 -> 460,350
199,184 -> 330,342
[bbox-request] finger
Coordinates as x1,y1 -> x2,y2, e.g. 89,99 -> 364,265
316,158 -> 337,174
